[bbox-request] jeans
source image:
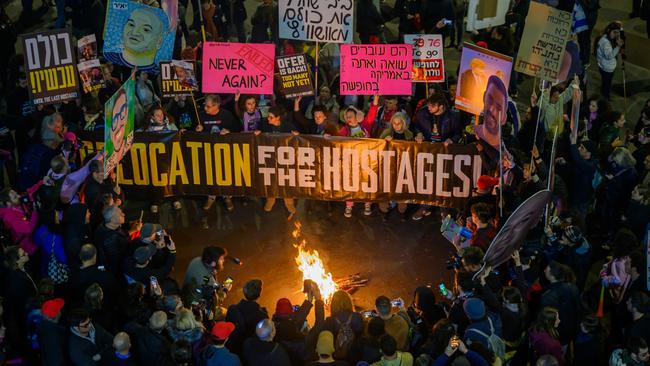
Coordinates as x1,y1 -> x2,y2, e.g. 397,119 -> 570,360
599,67 -> 614,100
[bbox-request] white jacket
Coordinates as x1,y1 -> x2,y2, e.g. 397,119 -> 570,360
597,36 -> 620,73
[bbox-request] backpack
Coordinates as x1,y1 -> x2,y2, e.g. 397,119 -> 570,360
334,314 -> 355,359
396,311 -> 423,351
467,317 -> 506,361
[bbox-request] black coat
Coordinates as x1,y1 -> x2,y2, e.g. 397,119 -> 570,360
540,281 -> 580,344
68,324 -> 113,366
241,337 -> 291,366
226,299 -> 269,354
64,203 -> 90,270
94,224 -> 131,280
37,319 -> 69,366
67,265 -> 120,308
129,324 -> 171,365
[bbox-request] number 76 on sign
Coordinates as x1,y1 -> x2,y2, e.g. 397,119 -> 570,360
403,34 -> 445,82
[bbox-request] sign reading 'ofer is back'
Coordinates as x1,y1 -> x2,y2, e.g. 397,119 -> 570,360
276,54 -> 314,98
21,29 -> 79,105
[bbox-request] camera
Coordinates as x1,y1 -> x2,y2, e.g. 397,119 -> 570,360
446,253 -> 462,270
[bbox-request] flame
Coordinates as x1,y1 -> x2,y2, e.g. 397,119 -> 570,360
293,222 -> 338,301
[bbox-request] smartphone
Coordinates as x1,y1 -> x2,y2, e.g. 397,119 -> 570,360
362,311 -> 375,318
443,19 -> 453,26
391,299 -> 403,307
292,305 -> 300,312
150,276 -> 160,292
438,282 -> 448,297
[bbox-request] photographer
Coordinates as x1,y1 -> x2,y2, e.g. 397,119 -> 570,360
183,245 -> 228,291
122,231 -> 176,287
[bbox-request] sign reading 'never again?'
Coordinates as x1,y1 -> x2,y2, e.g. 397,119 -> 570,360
279,0 -> 353,43
21,29 -> 79,105
78,132 -> 484,208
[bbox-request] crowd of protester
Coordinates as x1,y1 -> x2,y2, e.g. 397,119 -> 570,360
0,0 -> 649,365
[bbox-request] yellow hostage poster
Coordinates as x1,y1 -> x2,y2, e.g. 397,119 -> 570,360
160,61 -> 197,98
77,131 -> 484,208
21,29 -> 79,105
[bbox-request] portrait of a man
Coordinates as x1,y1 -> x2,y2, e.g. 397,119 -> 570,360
122,7 -> 165,68
475,75 -> 508,148
459,58 -> 487,101
104,78 -> 135,177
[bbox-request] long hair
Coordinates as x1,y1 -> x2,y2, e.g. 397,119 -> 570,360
594,22 -> 622,56
330,290 -> 354,317
532,307 -> 560,339
610,147 -> 636,168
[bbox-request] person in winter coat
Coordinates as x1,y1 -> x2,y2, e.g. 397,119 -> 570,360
127,311 -> 172,365
566,140 -> 598,222
241,319 -> 292,366
36,298 -> 68,366
596,147 -> 638,227
610,336 -> 650,366
529,307 -> 565,366
540,262 -> 580,345
2,246 -> 37,357
33,222 -> 67,278
573,315 -> 605,365
596,22 -> 624,101
225,279 -> 269,355
198,321 -> 241,366
250,0 -> 277,43
0,186 -> 40,255
94,205 -> 141,280
357,0 -> 385,43
67,308 -> 114,366
101,332 -> 140,366
167,309 -> 205,351
64,203 -> 91,270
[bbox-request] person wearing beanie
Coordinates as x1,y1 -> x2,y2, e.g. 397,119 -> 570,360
241,319 -> 291,366
272,297 -> 313,349
462,297 -> 503,349
372,334 -> 414,366
198,321 -> 241,366
225,279 -> 269,355
308,330 -> 350,365
36,298 -> 68,366
461,176 -> 497,224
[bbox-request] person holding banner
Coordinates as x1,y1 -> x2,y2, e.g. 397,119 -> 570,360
413,94 -> 461,145
379,112 -> 413,220
293,97 -> 339,137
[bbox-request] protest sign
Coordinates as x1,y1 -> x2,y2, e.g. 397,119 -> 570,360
161,61 -> 198,98
21,29 -> 79,105
103,0 -> 176,73
279,0 -> 353,43
481,189 -> 551,269
78,59 -> 105,94
78,34 -> 98,61
340,44 -> 412,95
276,54 -> 314,98
79,131 -> 484,208
202,42 -> 275,94
104,77 -> 136,177
466,0 -> 509,31
404,34 -> 445,83
514,2 -> 572,82
455,42 -> 512,115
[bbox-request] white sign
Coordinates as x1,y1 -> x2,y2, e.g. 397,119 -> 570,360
278,0 -> 353,43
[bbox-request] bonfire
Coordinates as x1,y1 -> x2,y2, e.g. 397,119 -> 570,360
292,222 -> 338,301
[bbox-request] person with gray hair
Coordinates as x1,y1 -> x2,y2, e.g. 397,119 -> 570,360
67,244 -> 119,308
130,311 -> 172,365
241,319 -> 291,366
94,205 -> 141,279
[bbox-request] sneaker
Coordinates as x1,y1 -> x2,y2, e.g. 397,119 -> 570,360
344,206 -> 353,218
363,204 -> 372,216
203,196 -> 216,210
172,201 -> 182,210
151,205 -> 159,213
224,197 -> 234,212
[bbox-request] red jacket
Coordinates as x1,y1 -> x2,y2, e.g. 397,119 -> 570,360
0,182 -> 42,254
338,104 -> 378,137
529,329 -> 565,366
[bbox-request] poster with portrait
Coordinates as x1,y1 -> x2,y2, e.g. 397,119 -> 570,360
202,42 -> 275,94
514,2 -> 571,82
455,42 -> 512,116
102,0 -> 176,73
276,54 -> 314,98
21,29 -> 79,105
78,59 -> 105,93
78,34 -> 98,61
404,34 -> 445,83
104,77 -> 136,177
160,61 -> 198,97
466,0 -> 509,31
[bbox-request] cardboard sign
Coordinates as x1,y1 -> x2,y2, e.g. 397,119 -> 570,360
455,42 -> 512,115
161,61 -> 198,98
104,77 -> 136,177
103,0 -> 176,73
276,54 -> 314,98
202,42 -> 275,94
404,34 -> 445,83
21,29 -> 79,105
514,2 -> 572,82
340,44 -> 412,95
78,59 -> 104,94
467,0 -> 509,31
278,0 -> 353,43
77,34 -> 98,61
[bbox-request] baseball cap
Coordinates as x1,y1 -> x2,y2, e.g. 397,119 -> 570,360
210,321 -> 235,340
134,244 -> 156,264
140,223 -> 162,239
41,298 -> 65,318
316,331 -> 335,356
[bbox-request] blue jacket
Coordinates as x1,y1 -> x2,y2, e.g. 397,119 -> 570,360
411,106 -> 461,143
34,224 -> 67,276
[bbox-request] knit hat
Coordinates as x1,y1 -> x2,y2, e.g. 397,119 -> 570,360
140,223 -> 162,239
41,298 -> 65,318
275,298 -> 293,317
316,331 -> 335,356
210,321 -> 235,340
476,175 -> 499,191
476,41 -> 488,49
134,244 -> 156,264
463,298 -> 486,320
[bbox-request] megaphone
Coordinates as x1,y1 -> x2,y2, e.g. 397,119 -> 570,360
440,215 -> 473,244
